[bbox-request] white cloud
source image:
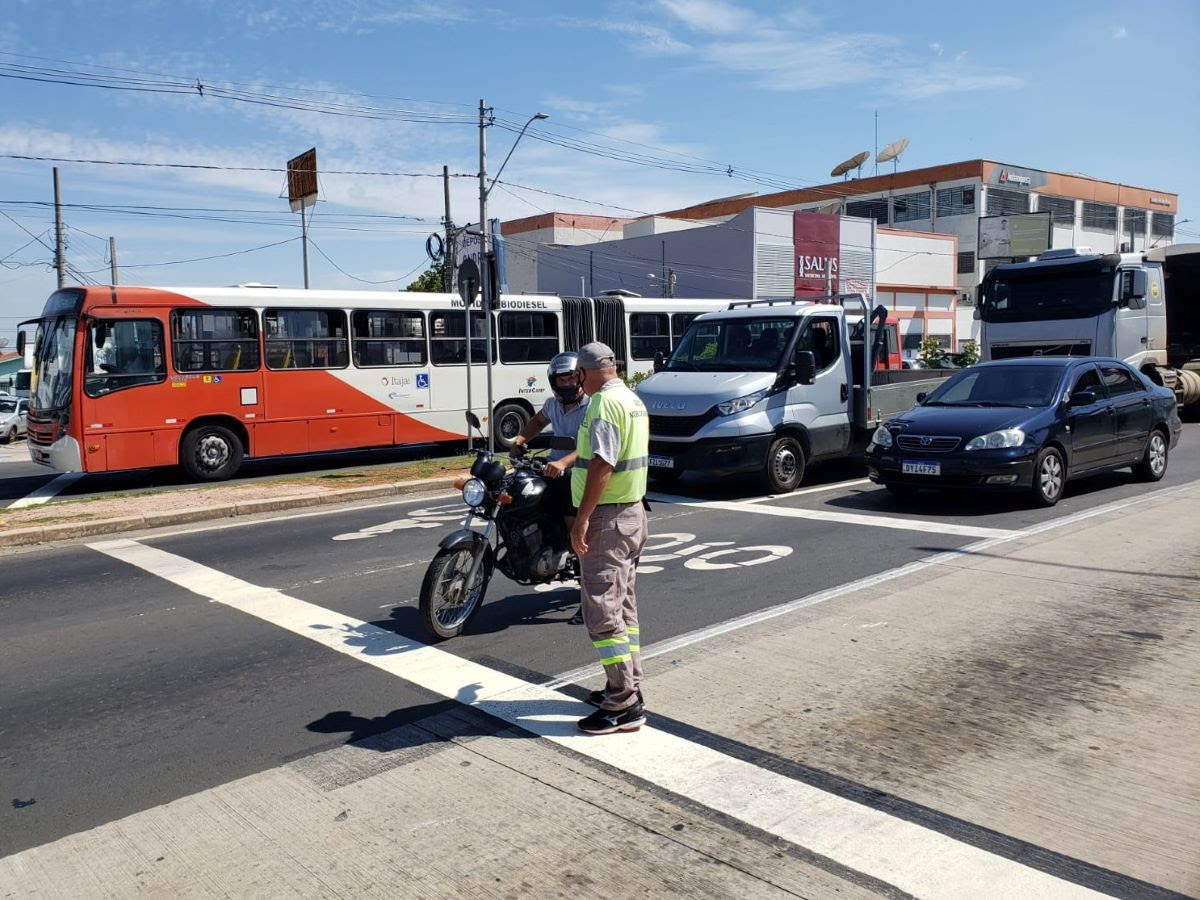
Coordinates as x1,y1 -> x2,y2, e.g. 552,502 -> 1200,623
1110,25 -> 1128,40
929,42 -> 943,56
656,0 -> 756,35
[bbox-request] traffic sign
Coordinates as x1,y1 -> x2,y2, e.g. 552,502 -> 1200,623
457,258 -> 480,305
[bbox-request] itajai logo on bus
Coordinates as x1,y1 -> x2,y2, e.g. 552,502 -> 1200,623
519,375 -> 541,395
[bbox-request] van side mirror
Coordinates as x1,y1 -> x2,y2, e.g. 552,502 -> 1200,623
653,350 -> 665,373
1120,269 -> 1147,309
1069,389 -> 1097,407
793,350 -> 817,385
916,391 -> 928,404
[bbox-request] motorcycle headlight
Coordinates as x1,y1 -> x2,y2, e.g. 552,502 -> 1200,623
717,388 -> 768,416
461,478 -> 488,506
869,425 -> 893,449
964,428 -> 1025,451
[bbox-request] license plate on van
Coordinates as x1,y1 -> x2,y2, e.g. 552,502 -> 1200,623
649,455 -> 674,469
901,460 -> 940,476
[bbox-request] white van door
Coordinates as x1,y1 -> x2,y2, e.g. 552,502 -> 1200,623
788,314 -> 851,457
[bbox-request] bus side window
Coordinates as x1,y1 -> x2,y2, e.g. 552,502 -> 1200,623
171,308 -> 260,373
630,313 -> 669,360
84,319 -> 166,397
499,311 -> 558,364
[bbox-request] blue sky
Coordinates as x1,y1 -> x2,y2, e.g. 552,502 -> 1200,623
2,0 -> 1197,346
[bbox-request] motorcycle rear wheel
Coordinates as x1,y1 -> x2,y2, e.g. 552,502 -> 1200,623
419,546 -> 493,640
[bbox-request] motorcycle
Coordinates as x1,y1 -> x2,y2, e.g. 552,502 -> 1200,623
418,413 -> 579,640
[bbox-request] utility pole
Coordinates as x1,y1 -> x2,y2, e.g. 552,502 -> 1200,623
53,168 -> 65,289
442,165 -> 454,292
478,99 -> 497,453
301,205 -> 311,289
109,237 -> 118,285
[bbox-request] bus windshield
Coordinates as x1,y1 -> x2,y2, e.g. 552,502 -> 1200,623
31,317 -> 76,411
667,317 -> 797,372
980,268 -> 1116,323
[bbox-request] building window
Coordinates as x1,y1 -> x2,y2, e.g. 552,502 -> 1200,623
1038,195 -> 1075,226
845,198 -> 888,225
630,312 -> 670,360
957,251 -> 976,275
264,309 -> 349,370
498,311 -> 559,363
429,311 -> 495,365
171,308 -> 260,373
1151,212 -> 1174,240
987,187 -> 1029,216
352,310 -> 426,367
1122,209 -> 1147,240
1081,202 -> 1118,232
892,191 -> 931,224
936,186 -> 975,217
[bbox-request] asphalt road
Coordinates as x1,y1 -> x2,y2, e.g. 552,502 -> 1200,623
3,426 -> 1198,885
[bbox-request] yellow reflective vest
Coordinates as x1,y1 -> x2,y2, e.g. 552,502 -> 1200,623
571,381 -> 649,506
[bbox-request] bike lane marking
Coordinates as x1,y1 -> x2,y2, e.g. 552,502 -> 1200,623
7,472 -> 84,508
87,537 -> 1105,900
648,491 -> 1020,539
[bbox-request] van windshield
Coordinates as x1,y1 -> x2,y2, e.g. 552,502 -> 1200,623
667,317 -> 797,372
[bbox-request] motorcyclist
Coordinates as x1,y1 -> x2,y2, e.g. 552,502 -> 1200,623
509,352 -> 589,534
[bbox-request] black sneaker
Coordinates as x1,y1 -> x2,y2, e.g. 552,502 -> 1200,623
577,702 -> 646,735
586,689 -> 644,707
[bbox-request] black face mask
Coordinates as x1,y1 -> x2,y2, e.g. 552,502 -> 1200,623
553,380 -> 582,403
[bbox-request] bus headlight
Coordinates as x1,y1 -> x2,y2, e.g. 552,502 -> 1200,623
461,478 -> 488,506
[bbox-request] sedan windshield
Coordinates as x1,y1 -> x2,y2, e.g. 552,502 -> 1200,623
923,365 -> 1064,408
667,317 -> 797,372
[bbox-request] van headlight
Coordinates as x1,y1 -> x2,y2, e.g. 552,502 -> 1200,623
869,425 -> 893,449
964,428 -> 1025,451
717,388 -> 768,416
461,478 -> 488,506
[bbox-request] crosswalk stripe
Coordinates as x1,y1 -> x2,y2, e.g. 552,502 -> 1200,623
86,536 -> 1102,899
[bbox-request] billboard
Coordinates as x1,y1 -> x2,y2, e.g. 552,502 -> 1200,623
977,211 -> 1051,260
794,211 -> 840,297
286,148 -> 318,212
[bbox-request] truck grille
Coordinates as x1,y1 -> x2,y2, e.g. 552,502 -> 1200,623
649,409 -> 716,438
990,342 -> 1091,359
896,434 -> 961,452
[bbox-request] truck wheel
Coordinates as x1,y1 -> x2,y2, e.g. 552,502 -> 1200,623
760,435 -> 805,493
1030,446 -> 1065,507
180,424 -> 244,482
1132,429 -> 1168,482
492,403 -> 528,451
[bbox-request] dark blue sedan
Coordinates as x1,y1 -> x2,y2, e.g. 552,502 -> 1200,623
864,357 -> 1183,507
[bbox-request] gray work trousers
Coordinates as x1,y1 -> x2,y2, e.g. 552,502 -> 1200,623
579,501 -> 649,711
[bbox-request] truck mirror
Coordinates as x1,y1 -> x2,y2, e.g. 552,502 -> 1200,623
16,331 -> 25,356
1120,269 -> 1147,308
653,350 -> 665,373
794,350 -> 817,385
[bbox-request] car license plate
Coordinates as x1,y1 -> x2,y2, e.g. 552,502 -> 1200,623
649,454 -> 674,469
901,460 -> 941,476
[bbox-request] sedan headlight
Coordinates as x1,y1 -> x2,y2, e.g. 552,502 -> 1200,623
964,428 -> 1025,451
869,425 -> 893,449
461,478 -> 488,506
717,388 -> 768,416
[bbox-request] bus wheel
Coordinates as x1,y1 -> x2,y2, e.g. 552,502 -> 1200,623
181,424 -> 244,481
492,403 -> 528,450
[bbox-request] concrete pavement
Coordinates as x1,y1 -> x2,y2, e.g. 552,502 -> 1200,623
3,481 -> 1196,897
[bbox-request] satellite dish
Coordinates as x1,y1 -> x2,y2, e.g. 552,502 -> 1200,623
876,138 -> 910,173
830,151 -> 870,179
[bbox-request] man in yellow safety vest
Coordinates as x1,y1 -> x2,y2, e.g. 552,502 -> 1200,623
570,342 -> 651,735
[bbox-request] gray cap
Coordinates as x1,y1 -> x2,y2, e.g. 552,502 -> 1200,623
577,341 -> 616,370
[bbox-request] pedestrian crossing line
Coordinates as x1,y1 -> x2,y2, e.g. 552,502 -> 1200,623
7,472 -> 84,509
88,536 -> 1103,900
647,492 -> 1020,539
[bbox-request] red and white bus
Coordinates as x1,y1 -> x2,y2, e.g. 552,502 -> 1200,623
20,285 -> 729,480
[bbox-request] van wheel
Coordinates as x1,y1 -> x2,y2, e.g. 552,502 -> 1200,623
181,424 -> 244,482
492,403 -> 528,451
761,436 -> 805,493
1030,446 -> 1065,507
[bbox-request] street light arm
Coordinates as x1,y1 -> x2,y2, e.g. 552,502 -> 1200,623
485,113 -> 548,199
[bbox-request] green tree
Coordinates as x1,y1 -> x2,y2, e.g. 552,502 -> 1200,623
406,261 -> 446,292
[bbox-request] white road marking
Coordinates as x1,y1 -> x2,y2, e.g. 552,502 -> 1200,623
89,537 -> 1106,899
735,477 -> 871,504
648,492 -> 1019,539
7,472 -> 84,508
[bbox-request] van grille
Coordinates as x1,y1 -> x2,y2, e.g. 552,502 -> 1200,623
649,409 -> 716,437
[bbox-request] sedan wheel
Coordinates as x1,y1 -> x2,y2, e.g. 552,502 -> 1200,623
1133,430 -> 1168,482
1031,447 -> 1065,507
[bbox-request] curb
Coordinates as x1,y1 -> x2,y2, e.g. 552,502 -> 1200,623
0,475 -> 460,548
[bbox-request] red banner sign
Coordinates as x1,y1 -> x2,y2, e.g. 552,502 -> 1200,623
794,211 -> 840,298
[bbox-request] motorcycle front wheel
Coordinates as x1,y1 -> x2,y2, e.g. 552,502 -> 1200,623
419,545 -> 493,640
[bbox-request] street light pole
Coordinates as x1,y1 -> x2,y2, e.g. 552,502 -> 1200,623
477,101 -> 548,453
